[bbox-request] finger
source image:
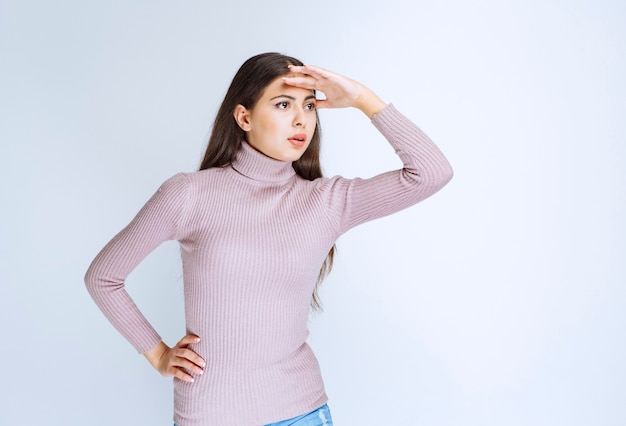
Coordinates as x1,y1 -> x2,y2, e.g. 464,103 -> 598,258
282,75 -> 318,90
176,347 -> 207,369
187,351 -> 207,368
173,356 -> 205,375
171,367 -> 195,383
314,99 -> 331,110
289,64 -> 330,80
177,335 -> 201,347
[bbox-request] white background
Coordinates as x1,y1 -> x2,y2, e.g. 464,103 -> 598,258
1,0 -> 624,425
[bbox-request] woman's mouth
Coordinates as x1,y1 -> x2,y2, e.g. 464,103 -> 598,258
288,133 -> 307,147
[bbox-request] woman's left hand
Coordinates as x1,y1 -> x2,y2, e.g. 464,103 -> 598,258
283,65 -> 386,119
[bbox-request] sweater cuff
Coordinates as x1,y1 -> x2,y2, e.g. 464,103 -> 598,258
370,103 -> 398,127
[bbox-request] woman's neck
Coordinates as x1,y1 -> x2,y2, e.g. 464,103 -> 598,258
230,141 -> 296,183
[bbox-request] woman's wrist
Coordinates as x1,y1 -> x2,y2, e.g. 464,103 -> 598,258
143,340 -> 168,370
354,88 -> 387,119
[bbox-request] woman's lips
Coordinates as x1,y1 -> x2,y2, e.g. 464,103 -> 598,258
288,133 -> 307,147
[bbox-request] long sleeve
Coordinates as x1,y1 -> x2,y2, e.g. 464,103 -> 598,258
319,103 -> 453,234
82,104 -> 453,425
84,173 -> 190,353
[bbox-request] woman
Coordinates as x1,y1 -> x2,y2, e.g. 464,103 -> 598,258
85,52 -> 453,426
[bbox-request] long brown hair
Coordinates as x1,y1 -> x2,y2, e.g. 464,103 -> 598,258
199,52 -> 334,309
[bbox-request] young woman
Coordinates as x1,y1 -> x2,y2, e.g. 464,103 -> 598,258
85,52 -> 453,426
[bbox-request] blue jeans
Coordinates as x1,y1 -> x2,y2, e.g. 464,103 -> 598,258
265,404 -> 333,426
174,404 -> 333,426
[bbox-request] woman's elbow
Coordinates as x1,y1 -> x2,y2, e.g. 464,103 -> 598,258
441,163 -> 454,186
84,262 -> 104,296
84,265 -> 96,293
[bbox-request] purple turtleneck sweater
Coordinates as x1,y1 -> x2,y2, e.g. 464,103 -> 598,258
85,104 -> 453,426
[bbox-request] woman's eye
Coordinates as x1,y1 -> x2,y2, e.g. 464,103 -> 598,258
276,101 -> 289,109
305,103 -> 316,111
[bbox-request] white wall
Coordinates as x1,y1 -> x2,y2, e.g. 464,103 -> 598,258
1,0 -> 624,425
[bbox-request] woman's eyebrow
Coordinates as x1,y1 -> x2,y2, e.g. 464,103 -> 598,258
270,94 -> 317,101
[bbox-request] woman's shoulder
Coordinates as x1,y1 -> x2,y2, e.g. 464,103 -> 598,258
167,166 -> 230,184
158,166 -> 239,197
308,174 -> 354,194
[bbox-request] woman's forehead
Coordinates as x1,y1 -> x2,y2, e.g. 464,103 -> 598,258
260,74 -> 314,98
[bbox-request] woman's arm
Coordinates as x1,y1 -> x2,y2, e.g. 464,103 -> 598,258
85,173 -> 204,382
285,65 -> 453,233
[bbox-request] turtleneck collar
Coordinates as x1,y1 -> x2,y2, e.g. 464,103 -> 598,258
231,141 -> 297,183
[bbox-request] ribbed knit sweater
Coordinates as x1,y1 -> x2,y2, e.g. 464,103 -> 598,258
85,104 -> 453,426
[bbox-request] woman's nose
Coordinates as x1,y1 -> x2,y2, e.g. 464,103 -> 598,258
293,107 -> 306,127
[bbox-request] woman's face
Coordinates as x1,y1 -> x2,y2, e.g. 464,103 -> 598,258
234,74 -> 317,162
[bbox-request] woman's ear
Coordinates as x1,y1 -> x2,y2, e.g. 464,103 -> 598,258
233,104 -> 252,131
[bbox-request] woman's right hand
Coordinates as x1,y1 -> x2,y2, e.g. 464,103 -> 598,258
143,335 -> 206,383
283,64 -> 387,119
